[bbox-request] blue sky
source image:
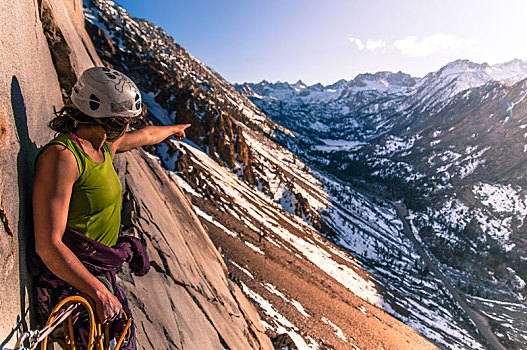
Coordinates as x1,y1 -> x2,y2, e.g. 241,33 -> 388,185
117,0 -> 527,85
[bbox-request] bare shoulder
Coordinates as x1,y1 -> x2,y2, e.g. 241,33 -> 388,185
35,143 -> 79,181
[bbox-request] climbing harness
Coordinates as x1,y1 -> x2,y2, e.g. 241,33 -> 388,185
14,294 -> 131,350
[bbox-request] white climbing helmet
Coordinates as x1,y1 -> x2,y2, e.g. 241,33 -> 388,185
71,67 -> 142,118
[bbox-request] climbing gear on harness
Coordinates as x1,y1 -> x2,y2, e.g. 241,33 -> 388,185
29,228 -> 148,348
14,294 -> 131,350
71,67 -> 142,119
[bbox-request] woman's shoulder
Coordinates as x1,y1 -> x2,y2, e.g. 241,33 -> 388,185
36,143 -> 79,175
37,134 -> 84,176
38,134 -> 76,161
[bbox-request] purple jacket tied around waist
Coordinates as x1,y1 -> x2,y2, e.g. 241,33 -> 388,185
31,227 -> 150,349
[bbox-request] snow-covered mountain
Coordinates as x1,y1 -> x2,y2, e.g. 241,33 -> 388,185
238,59 -> 527,142
84,0 -> 527,348
238,60 -> 527,348
239,59 -> 527,105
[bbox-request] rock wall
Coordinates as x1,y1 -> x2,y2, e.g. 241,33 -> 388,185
0,0 -> 272,348
0,0 -> 64,345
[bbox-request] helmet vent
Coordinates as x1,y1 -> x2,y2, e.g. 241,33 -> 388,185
89,94 -> 100,110
134,94 -> 141,110
89,101 -> 100,110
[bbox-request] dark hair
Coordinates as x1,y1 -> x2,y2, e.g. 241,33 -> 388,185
49,103 -> 98,134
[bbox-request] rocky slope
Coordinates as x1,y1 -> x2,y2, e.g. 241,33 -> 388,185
0,0 -> 272,349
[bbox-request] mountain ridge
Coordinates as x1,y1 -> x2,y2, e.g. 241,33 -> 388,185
239,58 -> 527,90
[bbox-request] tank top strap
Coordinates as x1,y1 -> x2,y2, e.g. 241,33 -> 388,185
103,141 -> 113,160
69,132 -> 85,152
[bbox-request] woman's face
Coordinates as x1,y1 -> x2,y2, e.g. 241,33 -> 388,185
98,117 -> 130,141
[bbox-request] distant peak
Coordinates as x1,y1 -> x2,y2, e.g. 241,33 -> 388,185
351,70 -> 416,89
442,59 -> 490,70
292,80 -> 307,89
494,58 -> 527,67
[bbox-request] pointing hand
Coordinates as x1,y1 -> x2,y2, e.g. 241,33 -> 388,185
173,124 -> 191,140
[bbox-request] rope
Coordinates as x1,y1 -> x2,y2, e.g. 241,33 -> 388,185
34,303 -> 79,344
14,294 -> 131,350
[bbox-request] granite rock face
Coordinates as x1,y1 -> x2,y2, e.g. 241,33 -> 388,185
0,0 -> 66,345
0,0 -> 272,348
117,151 -> 272,349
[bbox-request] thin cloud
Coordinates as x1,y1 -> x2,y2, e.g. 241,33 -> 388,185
365,39 -> 386,51
349,37 -> 386,52
349,37 -> 364,50
393,33 -> 475,56
349,33 -> 475,56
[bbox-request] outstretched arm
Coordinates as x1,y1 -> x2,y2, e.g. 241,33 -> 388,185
110,124 -> 191,156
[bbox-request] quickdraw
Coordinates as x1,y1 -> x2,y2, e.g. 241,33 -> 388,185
14,294 -> 131,350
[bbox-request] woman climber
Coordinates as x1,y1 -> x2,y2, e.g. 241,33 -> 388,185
32,66 -> 190,348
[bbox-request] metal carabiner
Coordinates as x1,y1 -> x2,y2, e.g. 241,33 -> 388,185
13,330 -> 39,350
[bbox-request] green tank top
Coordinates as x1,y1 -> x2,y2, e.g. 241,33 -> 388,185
46,133 -> 122,247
